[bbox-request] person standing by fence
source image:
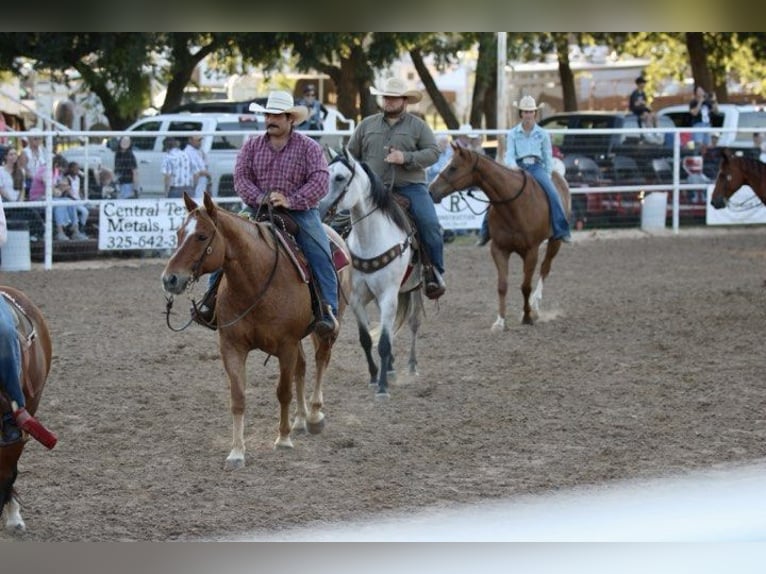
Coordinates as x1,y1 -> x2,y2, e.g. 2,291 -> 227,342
114,136 -> 140,199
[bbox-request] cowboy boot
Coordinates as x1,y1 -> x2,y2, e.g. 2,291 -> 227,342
424,267 -> 446,300
313,304 -> 339,339
13,407 -> 57,450
190,273 -> 221,330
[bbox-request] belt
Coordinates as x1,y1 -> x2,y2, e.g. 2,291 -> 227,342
520,156 -> 540,165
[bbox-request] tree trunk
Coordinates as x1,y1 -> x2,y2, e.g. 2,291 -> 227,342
472,33 -> 496,130
554,34 -> 577,111
686,32 -> 714,93
411,47 -> 459,130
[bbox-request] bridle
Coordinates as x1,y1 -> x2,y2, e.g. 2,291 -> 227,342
164,207 -> 282,332
325,155 -> 380,227
437,151 -> 528,208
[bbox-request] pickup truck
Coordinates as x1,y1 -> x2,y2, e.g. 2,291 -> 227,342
62,111 -> 355,199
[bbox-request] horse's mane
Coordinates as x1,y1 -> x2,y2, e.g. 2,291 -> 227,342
731,153 -> 766,179
358,161 -> 410,231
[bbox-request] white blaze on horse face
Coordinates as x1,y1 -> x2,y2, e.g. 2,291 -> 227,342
179,217 -> 198,251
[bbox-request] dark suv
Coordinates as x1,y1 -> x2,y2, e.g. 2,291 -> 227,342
538,112 -> 680,227
538,111 -> 675,183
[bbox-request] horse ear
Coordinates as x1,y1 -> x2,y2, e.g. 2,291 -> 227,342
183,192 -> 198,212
203,191 -> 217,217
327,146 -> 338,160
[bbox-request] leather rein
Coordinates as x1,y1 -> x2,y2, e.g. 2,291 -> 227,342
164,204 -> 282,332
437,151 -> 528,205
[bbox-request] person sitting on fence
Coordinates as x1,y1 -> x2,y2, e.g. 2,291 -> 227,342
629,76 -> 657,129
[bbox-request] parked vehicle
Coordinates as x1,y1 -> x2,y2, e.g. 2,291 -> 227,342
656,103 -> 766,177
537,111 -> 679,227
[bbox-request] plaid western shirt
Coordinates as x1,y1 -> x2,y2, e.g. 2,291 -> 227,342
234,131 -> 329,211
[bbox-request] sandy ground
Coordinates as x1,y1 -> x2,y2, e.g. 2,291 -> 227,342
2,225 -> 766,541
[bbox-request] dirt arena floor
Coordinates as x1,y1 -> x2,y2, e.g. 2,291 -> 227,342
2,225 -> 766,541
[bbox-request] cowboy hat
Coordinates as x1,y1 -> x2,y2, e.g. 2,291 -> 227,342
369,77 -> 422,104
249,91 -> 309,124
458,123 -> 479,138
516,95 -> 539,111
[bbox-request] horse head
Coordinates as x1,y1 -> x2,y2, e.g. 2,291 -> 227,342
321,147 -> 366,218
162,192 -> 225,295
428,143 -> 478,202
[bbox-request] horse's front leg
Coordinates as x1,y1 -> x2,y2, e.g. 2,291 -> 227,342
4,492 -> 24,532
490,247 -> 511,333
220,346 -> 248,470
520,248 -> 539,325
291,343 -> 309,434
275,346 -> 299,449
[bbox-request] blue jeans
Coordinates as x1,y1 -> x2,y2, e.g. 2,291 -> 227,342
394,182 -> 445,274
286,208 -> 338,315
118,183 -> 136,199
523,164 -> 570,240
692,121 -> 711,146
207,207 -> 338,316
0,297 -> 23,408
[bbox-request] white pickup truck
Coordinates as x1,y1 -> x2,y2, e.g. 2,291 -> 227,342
62,111 -> 355,198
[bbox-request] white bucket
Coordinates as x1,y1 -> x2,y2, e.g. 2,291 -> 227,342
641,192 -> 668,231
0,221 -> 31,272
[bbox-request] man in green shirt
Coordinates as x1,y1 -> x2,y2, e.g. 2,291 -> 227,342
346,77 -> 445,299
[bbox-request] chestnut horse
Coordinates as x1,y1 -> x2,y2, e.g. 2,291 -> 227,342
0,286 -> 52,532
161,193 -> 351,470
711,148 -> 766,209
429,145 -> 571,332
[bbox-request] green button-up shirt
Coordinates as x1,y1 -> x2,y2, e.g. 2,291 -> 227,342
347,112 -> 439,188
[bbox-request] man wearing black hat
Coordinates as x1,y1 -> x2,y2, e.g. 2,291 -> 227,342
629,76 -> 657,129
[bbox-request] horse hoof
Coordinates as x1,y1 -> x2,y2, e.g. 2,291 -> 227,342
292,418 -> 308,434
5,521 -> 25,533
375,389 -> 390,400
522,316 -> 534,325
274,436 -> 294,449
223,457 -> 245,471
307,417 -> 326,435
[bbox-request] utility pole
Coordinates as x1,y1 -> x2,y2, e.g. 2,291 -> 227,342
496,32 -> 507,164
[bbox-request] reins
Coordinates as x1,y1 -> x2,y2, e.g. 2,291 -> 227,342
164,203 -> 282,331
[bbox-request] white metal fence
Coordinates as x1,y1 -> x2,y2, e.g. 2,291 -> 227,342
0,125 -> 763,270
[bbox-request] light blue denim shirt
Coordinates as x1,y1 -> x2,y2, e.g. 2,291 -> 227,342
504,123 -> 553,175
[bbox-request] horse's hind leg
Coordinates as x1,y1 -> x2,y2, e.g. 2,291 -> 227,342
531,241 -> 561,314
306,337 -> 330,435
275,347 -> 300,449
406,291 -> 423,376
521,248 -> 540,325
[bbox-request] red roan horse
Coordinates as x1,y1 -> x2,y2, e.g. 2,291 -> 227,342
429,144 -> 571,332
162,193 -> 352,470
0,286 -> 53,533
711,148 -> 766,209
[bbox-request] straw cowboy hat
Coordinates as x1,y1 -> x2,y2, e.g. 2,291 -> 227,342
458,123 -> 479,138
516,95 -> 539,111
369,77 -> 422,104
249,91 -> 309,124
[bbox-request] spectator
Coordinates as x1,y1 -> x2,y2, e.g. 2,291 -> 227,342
62,161 -> 89,240
426,133 -> 453,183
113,136 -> 139,199
454,123 -> 484,152
629,76 -> 657,129
296,84 -> 327,135
52,154 -> 77,241
346,76 -> 444,300
185,134 -> 210,199
161,137 -> 193,198
478,95 -> 571,247
689,85 -> 720,148
194,90 -> 340,339
18,128 -> 46,201
0,147 -> 44,241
